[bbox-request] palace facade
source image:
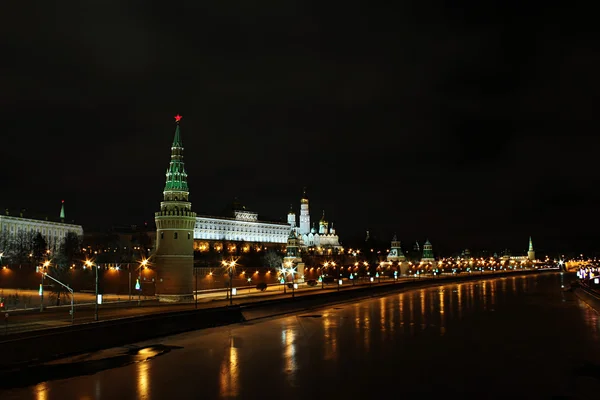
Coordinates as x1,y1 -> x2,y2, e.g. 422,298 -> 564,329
0,202 -> 84,254
193,204 -> 291,252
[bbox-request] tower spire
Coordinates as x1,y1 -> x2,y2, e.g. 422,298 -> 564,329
528,236 -> 533,252
164,115 -> 189,195
154,114 -> 197,302
60,200 -> 65,222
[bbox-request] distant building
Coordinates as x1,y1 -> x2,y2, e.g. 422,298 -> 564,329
527,236 -> 535,261
288,189 -> 342,252
193,198 -> 291,252
421,239 -> 435,263
386,234 -> 406,262
0,201 -> 83,256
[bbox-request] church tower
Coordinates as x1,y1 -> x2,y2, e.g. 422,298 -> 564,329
318,210 -> 328,234
287,204 -> 296,230
299,187 -> 310,235
527,236 -> 535,261
154,115 -> 197,302
387,234 -> 406,262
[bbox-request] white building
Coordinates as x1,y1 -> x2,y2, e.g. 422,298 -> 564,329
288,189 -> 342,250
0,202 -> 84,254
193,204 -> 290,248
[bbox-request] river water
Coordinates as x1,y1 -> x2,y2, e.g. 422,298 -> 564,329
2,272 -> 600,399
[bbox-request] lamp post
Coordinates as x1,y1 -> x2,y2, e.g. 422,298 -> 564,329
139,259 -> 149,304
128,263 -> 132,302
39,260 -> 50,312
85,259 -> 99,321
322,262 -> 328,289
222,260 -> 236,306
285,262 -> 297,298
195,266 -> 198,309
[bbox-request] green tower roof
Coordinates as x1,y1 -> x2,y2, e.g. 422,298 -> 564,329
164,116 -> 189,192
60,200 -> 65,221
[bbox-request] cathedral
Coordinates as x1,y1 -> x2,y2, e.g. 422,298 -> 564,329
287,189 -> 342,251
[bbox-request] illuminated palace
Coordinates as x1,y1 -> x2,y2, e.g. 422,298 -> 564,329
193,200 -> 291,252
0,202 -> 83,254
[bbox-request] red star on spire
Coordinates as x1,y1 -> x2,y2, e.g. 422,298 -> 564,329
174,114 -> 182,123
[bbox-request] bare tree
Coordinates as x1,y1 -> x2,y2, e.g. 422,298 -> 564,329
51,233 -> 82,306
263,249 -> 282,269
31,232 -> 47,266
0,230 -> 11,257
11,230 -> 35,265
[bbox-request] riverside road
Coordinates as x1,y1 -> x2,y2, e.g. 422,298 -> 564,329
3,271 -> 524,336
2,272 -> 600,399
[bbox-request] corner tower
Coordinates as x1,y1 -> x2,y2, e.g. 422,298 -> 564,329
527,236 -> 535,261
299,187 -> 310,235
154,115 -> 197,302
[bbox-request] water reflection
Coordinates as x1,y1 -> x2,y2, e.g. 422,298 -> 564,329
439,289 -> 445,335
136,358 -> 150,399
379,298 -> 386,334
323,316 -> 338,360
456,284 -> 462,319
490,280 -> 497,308
282,329 -> 297,384
408,294 -> 415,335
35,382 -> 49,400
482,281 -> 487,311
219,337 -> 239,398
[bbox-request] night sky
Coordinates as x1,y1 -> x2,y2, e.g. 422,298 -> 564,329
1,2 -> 597,255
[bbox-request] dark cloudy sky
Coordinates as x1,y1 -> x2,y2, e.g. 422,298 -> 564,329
1,1 -> 597,255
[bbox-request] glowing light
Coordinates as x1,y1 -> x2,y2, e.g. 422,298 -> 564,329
174,114 -> 182,122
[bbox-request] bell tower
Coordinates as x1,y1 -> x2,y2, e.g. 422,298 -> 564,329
299,187 -> 310,235
154,115 -> 197,302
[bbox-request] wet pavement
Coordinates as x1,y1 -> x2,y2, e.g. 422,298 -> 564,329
2,272 -> 600,399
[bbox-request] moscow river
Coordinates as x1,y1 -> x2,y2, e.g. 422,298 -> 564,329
2,272 -> 600,399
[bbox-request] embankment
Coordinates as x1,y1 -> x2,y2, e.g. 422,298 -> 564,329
573,282 -> 600,312
0,269 -> 554,370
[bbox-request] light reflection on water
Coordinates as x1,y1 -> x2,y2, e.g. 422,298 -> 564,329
136,356 -> 150,399
282,328 -> 297,385
34,382 -> 48,400
439,289 -> 446,335
323,314 -> 338,360
219,337 -> 239,398
457,284 -> 462,319
13,273 -> 600,400
482,281 -> 487,311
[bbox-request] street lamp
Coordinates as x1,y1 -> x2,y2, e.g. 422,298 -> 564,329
85,259 -> 99,321
137,258 -> 149,305
285,261 -> 297,298
222,259 -> 236,306
39,260 -> 50,312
